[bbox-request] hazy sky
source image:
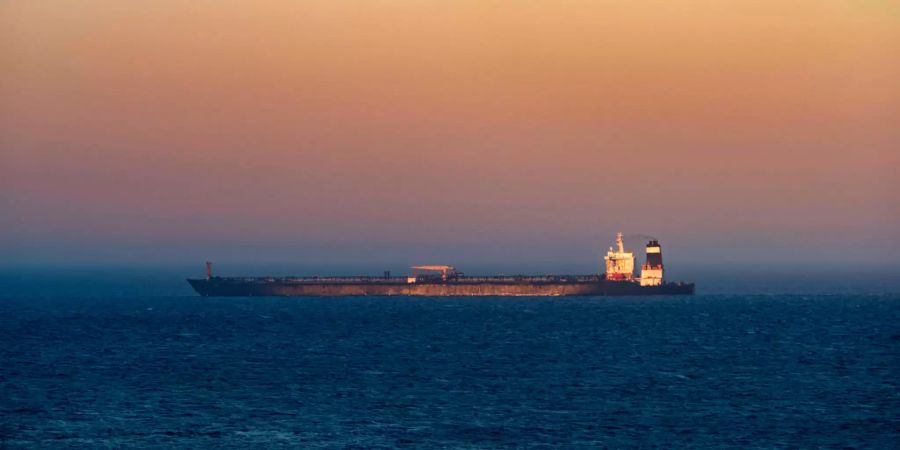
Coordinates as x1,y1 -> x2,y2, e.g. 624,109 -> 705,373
2,1 -> 898,268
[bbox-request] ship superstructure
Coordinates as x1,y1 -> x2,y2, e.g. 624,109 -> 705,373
187,233 -> 694,297
604,232 -> 635,280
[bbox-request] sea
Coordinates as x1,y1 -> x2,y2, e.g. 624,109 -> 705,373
1,265 -> 898,449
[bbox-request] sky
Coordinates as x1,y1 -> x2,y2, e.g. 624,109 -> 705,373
2,1 -> 898,269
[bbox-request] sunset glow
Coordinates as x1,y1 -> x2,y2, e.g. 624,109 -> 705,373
2,1 -> 898,265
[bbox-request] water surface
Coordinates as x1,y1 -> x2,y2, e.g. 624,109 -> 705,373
1,268 -> 898,448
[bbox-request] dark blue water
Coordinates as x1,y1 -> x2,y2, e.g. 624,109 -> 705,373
1,268 -> 899,448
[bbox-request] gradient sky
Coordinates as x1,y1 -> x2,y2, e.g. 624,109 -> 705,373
2,1 -> 898,268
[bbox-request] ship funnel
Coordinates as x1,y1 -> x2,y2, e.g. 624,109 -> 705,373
640,241 -> 664,286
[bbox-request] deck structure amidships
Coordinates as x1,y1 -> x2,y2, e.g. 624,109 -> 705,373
187,233 -> 694,297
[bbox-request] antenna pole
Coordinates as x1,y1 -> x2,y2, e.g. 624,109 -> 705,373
206,261 -> 212,279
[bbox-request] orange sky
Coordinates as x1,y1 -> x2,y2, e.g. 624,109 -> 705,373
2,1 -> 898,266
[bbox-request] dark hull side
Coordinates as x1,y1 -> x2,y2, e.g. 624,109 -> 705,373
187,278 -> 694,297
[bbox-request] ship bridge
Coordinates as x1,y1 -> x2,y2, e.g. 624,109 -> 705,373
604,232 -> 635,280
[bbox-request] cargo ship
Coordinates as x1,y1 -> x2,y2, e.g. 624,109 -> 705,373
187,233 -> 693,297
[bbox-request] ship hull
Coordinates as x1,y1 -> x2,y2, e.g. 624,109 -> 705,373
187,278 -> 694,297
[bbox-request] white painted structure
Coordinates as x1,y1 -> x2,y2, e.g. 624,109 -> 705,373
410,265 -> 457,282
640,268 -> 663,286
604,232 -> 635,280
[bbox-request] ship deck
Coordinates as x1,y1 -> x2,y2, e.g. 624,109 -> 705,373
202,274 -> 607,285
